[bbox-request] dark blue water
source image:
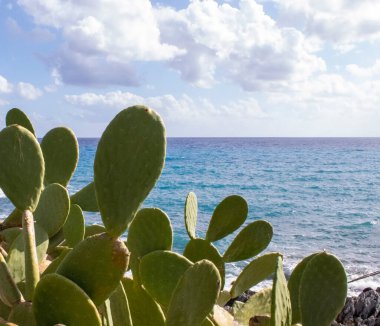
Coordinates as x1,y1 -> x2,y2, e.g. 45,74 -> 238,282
1,138 -> 379,294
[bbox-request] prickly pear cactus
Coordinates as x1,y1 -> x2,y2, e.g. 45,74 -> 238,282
183,238 -> 225,289
94,105 -> 166,237
40,127 -> 79,187
166,260 -> 221,326
122,277 -> 165,326
62,204 -> 85,247
299,252 -> 347,326
56,233 -> 129,305
184,192 -> 198,239
70,181 -> 99,212
127,208 -> 172,283
34,183 -> 70,237
234,288 -> 272,326
206,195 -> 248,242
140,251 -> 193,308
287,253 -> 318,324
223,220 -> 273,263
230,252 -> 281,298
33,273 -> 101,326
6,108 -> 35,137
271,256 -> 292,326
0,125 -> 44,211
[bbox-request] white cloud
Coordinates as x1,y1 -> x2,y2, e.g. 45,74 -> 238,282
157,0 -> 324,89
17,82 -> 43,100
44,68 -> 62,92
0,75 -> 13,93
17,0 -> 324,90
346,60 -> 380,78
17,0 -> 183,86
262,0 -> 380,49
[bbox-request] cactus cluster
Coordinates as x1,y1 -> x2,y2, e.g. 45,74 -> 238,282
0,106 -> 347,325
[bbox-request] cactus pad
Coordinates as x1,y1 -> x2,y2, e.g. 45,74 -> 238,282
299,252 -> 347,326
166,260 -> 221,326
34,183 -> 70,237
62,204 -> 85,247
0,125 -> 44,211
230,252 -> 281,298
287,253 -> 317,324
122,277 -> 165,326
127,208 -> 172,282
206,195 -> 248,242
184,192 -> 198,239
183,238 -> 225,289
33,273 -> 101,326
94,105 -> 166,237
7,224 -> 48,283
56,233 -> 129,305
40,127 -> 79,187
0,253 -> 23,307
271,256 -> 292,326
140,250 -> 193,308
6,108 -> 35,137
8,302 -> 36,326
109,282 -> 133,326
70,181 -> 99,212
223,220 -> 273,262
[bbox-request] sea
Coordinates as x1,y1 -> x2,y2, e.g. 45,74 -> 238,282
1,137 -> 379,295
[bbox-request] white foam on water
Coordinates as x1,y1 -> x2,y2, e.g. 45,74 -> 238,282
0,189 -> 4,198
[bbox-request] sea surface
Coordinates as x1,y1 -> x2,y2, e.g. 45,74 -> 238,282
1,137 -> 379,295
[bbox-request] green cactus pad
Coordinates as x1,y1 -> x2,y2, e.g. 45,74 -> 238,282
0,228 -> 21,249
42,247 -> 71,275
109,282 -> 133,326
140,250 -> 193,308
56,233 -> 129,305
0,125 -> 44,211
299,252 -> 347,326
0,253 -> 23,307
271,256 -> 292,326
40,127 -> 79,187
235,288 -> 272,325
184,192 -> 198,239
287,253 -> 318,324
230,253 -> 281,298
0,300 -> 11,321
7,224 -> 48,283
1,209 -> 22,229
216,290 -> 232,306
6,108 -> 35,137
183,238 -> 225,289
70,181 -> 99,212
206,195 -> 248,242
34,183 -> 70,237
94,105 -> 166,237
122,277 -> 165,326
8,302 -> 36,326
62,204 -> 85,247
166,260 -> 221,326
127,208 -> 172,282
222,220 -> 273,263
47,229 -> 64,253
84,224 -> 106,238
33,273 -> 101,326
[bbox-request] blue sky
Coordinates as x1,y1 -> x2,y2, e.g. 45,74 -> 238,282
1,0 -> 380,137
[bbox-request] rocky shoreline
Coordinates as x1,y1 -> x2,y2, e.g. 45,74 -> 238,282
225,287 -> 380,325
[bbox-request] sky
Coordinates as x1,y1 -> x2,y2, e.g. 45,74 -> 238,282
1,0 -> 380,137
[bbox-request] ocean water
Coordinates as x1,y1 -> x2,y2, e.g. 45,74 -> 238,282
1,137 -> 379,295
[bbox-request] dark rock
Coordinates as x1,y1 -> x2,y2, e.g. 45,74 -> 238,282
335,288 -> 380,326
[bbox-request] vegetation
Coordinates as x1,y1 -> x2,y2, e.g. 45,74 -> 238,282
0,106 -> 347,325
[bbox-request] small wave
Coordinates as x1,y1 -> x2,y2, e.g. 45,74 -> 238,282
0,189 -> 5,198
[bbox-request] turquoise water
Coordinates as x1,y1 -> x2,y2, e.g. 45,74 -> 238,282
1,137 -> 379,294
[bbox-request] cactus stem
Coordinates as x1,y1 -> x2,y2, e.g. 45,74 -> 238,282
22,210 -> 40,301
